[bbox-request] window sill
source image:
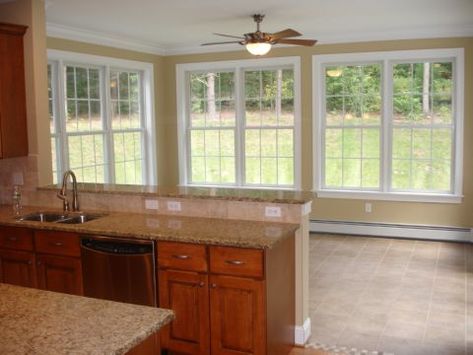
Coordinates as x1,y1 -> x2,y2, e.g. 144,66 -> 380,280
315,190 -> 463,204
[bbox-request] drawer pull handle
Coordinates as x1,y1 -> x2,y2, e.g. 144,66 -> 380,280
8,236 -> 17,241
172,254 -> 190,260
54,242 -> 63,247
225,259 -> 245,265
198,281 -> 205,287
210,283 -> 217,288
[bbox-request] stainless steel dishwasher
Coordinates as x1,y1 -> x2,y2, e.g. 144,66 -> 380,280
81,236 -> 156,307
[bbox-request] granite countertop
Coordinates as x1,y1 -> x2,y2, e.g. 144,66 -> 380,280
0,206 -> 298,249
39,183 -> 313,204
0,283 -> 174,355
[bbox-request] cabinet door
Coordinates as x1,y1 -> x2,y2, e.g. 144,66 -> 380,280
0,249 -> 36,288
36,254 -> 83,296
0,24 -> 28,158
159,269 -> 210,355
210,275 -> 266,355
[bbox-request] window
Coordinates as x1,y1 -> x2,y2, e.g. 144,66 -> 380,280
177,57 -> 300,189
314,49 -> 464,202
47,50 -> 156,185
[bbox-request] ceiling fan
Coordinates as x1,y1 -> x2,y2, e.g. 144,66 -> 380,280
202,14 -> 317,56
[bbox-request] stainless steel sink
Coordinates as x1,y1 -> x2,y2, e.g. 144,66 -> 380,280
19,212 -> 105,224
56,213 -> 104,224
19,212 -> 69,222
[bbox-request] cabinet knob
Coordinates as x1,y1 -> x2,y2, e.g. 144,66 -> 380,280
54,242 -> 63,247
210,283 -> 217,288
198,281 -> 205,287
27,260 -> 32,265
37,261 -> 41,265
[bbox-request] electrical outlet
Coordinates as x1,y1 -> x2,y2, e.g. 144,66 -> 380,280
167,201 -> 182,212
265,206 -> 282,218
12,172 -> 24,185
145,199 -> 159,210
365,202 -> 372,213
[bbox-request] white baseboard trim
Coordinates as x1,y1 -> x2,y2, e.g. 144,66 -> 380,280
294,317 -> 311,345
310,220 -> 472,242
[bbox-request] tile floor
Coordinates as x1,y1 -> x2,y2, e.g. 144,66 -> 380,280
309,234 -> 473,355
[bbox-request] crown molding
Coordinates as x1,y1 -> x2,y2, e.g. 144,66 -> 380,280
47,22 -> 166,55
47,21 -> 473,57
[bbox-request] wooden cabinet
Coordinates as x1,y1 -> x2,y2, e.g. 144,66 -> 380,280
36,254 -> 83,295
0,227 -> 83,295
0,249 -> 36,288
0,226 -> 36,288
209,274 -> 265,355
34,230 -> 83,296
159,269 -> 209,354
158,237 -> 295,355
0,23 -> 29,158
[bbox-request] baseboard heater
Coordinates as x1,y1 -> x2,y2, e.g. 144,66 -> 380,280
310,219 -> 472,243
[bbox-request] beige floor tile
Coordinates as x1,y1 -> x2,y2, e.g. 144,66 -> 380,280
383,319 -> 427,339
336,329 -> 381,350
309,234 -> 470,354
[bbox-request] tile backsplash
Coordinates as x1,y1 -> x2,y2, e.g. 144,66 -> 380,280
0,155 -> 310,223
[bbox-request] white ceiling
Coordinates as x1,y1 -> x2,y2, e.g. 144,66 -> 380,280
45,0 -> 473,55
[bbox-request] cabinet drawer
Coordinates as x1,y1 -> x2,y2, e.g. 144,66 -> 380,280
210,246 -> 264,278
158,241 -> 207,272
0,226 -> 34,251
34,231 -> 80,257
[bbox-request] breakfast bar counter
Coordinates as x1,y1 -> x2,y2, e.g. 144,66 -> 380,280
0,283 -> 174,355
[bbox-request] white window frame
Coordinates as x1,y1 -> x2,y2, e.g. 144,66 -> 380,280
47,49 -> 157,185
176,57 -> 301,190
313,48 -> 464,203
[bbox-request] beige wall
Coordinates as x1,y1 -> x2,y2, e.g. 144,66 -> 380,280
0,0 -> 51,185
45,36 -> 473,228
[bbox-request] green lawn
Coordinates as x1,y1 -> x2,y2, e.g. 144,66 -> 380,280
53,113 -> 452,192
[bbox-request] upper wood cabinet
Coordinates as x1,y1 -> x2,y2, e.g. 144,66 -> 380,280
0,23 -> 28,158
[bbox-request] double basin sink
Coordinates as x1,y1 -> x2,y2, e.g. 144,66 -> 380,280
19,212 -> 105,225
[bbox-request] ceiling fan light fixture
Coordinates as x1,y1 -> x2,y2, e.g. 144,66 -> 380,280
246,42 -> 271,56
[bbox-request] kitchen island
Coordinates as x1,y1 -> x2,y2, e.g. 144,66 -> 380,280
0,283 -> 174,354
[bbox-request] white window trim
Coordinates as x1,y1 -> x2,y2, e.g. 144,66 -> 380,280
47,49 -> 157,185
313,48 -> 464,203
176,56 -> 301,190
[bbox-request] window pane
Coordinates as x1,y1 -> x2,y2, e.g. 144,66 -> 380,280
342,159 -> 361,187
65,66 -> 102,133
391,60 -> 454,193
392,159 -> 411,189
325,158 -> 342,187
392,128 -> 411,159
325,129 -> 342,158
323,63 -> 381,191
261,157 -> 277,185
362,159 -> 380,188
245,68 -> 294,128
278,129 -> 293,157
68,134 -> 105,183
190,72 -> 235,128
245,157 -> 260,184
113,132 -> 143,185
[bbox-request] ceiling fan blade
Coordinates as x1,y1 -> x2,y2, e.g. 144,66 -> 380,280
276,38 -> 317,46
269,28 -> 301,40
213,32 -> 245,40
201,40 -> 243,46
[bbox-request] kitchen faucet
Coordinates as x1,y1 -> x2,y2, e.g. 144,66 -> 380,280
57,170 -> 80,213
